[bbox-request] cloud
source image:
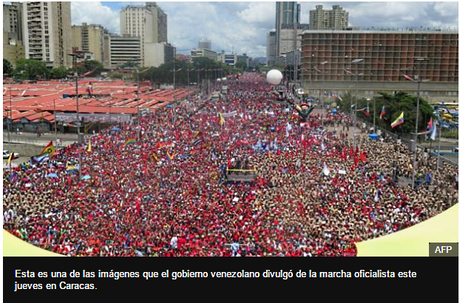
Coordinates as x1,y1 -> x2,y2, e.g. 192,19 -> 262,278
162,2 -> 269,57
71,2 -> 120,34
237,2 -> 275,26
69,2 -> 459,58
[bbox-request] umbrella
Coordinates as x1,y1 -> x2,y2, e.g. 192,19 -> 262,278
81,175 -> 91,180
111,127 -> 121,131
48,173 -> 58,178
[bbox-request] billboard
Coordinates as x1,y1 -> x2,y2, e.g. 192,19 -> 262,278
55,112 -> 132,124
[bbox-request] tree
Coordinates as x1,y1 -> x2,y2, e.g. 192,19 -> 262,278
336,91 -> 434,135
3,59 -> 13,76
50,66 -> 69,79
83,60 -> 104,75
13,59 -> 48,80
235,61 -> 248,71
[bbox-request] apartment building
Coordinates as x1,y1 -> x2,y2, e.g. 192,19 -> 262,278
120,2 -> 168,67
309,5 -> 349,30
22,2 -> 72,68
72,23 -> 110,66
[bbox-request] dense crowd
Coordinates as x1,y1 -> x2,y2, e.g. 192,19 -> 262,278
3,73 -> 457,256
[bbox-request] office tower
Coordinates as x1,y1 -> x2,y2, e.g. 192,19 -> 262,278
275,2 -> 303,64
309,5 -> 349,30
22,2 -> 72,67
109,35 -> 141,68
266,31 -> 276,66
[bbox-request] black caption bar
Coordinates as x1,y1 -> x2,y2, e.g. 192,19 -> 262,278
3,257 -> 458,301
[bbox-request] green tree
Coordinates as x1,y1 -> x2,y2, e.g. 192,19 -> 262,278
50,66 -> 69,79
3,59 -> 13,75
13,59 -> 48,80
337,91 -> 434,134
83,60 -> 104,75
235,61 -> 248,71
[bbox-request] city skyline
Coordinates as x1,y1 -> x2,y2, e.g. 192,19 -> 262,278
68,2 -> 457,58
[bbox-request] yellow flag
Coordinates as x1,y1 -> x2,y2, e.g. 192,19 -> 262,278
7,151 -> 14,165
87,138 -> 91,152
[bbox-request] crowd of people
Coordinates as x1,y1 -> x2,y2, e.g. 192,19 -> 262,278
3,72 -> 458,257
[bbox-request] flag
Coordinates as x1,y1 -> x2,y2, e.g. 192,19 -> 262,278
332,94 -> 343,101
218,112 -> 225,126
87,138 -> 91,152
40,141 -> 55,156
166,150 -> 175,161
193,139 -> 203,146
391,112 -> 404,128
7,151 -> 14,165
322,163 -> 330,176
374,190 -> 380,202
380,106 -> 386,120
360,152 -> 367,163
364,103 -> 370,116
429,119 -> 437,141
124,138 -> 136,146
152,153 -> 159,162
286,122 -> 292,137
82,69 -> 96,77
402,74 -> 414,82
31,153 -> 50,164
427,117 -> 433,131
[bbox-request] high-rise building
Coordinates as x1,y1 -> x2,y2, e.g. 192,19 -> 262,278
146,2 -> 168,43
273,2 -> 308,65
300,30 -> 458,102
3,2 -> 24,66
309,5 -> 349,30
198,39 -> 212,50
266,31 -> 276,66
4,2 -> 23,41
22,2 -> 72,67
71,23 -> 110,67
120,2 -> 169,66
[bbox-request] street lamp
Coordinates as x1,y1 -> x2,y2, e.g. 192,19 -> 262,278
67,53 -> 83,180
348,58 -> 364,149
406,57 -> 429,188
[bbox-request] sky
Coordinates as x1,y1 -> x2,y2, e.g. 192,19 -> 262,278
70,1 -> 459,58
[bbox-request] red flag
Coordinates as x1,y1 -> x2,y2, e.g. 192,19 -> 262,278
402,74 -> 414,82
349,147 -> 354,158
82,69 -> 96,77
354,154 -> 359,166
135,196 -> 141,214
360,152 -> 367,163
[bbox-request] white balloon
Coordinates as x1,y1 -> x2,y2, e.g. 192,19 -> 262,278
266,69 -> 283,85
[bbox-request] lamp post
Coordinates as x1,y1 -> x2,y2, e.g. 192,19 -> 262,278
349,58 -> 364,149
68,53 -> 83,180
410,57 -> 428,188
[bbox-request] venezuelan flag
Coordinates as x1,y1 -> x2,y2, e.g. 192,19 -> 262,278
391,112 -> 404,128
